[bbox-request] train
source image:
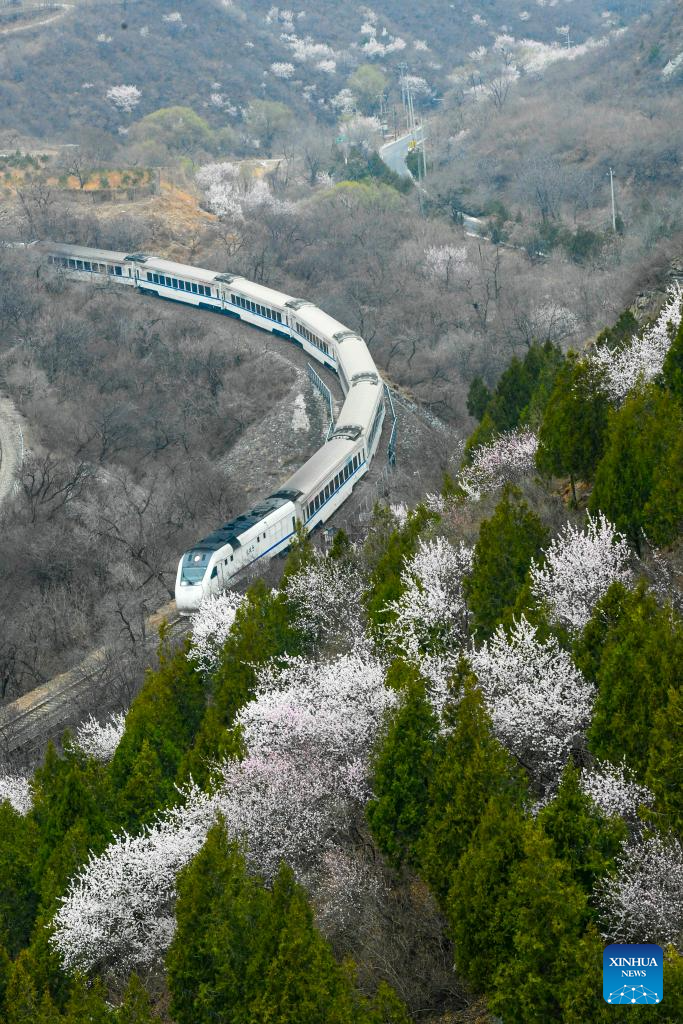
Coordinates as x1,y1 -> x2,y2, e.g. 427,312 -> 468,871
41,243 -> 386,614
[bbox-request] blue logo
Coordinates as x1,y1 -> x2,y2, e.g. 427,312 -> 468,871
603,943 -> 663,1004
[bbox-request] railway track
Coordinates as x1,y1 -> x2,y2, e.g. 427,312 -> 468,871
0,602 -> 188,761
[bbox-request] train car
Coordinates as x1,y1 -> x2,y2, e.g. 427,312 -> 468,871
40,242 -> 387,614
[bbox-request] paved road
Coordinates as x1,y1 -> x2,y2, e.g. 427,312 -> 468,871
379,126 -> 425,178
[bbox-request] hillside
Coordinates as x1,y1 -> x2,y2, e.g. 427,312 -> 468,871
0,278 -> 682,1021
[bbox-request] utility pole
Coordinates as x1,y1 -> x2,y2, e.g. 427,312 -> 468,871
609,167 -> 617,233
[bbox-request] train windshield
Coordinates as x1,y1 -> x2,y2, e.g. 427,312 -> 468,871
181,550 -> 209,584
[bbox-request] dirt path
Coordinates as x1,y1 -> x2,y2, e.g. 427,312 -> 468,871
0,3 -> 72,37
0,395 -> 24,508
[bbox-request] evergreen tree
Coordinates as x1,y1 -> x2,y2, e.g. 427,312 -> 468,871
4,950 -> 43,1024
466,486 -> 548,638
585,583 -> 683,776
663,315 -> 683,403
488,824 -> 589,1023
366,664 -> 439,869
642,428 -> 683,546
110,635 -> 207,798
249,870 -> 358,1024
364,505 -> 435,637
115,974 -> 155,1024
447,794 -> 527,991
417,676 -> 526,904
646,686 -> 683,837
167,821 -> 268,1024
589,385 -> 683,551
0,802 -> 39,955
536,355 -> 609,502
117,739 -> 167,831
538,762 -> 626,893
466,376 -> 491,420
62,976 -> 113,1024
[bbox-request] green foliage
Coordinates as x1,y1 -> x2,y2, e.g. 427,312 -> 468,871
646,685 -> 683,836
537,762 -> 626,893
30,744 -> 115,909
466,486 -> 548,639
663,314 -> 683,402
168,821 -> 407,1024
642,427 -> 683,546
595,308 -> 638,350
110,637 -> 207,805
115,975 -> 155,1024
348,65 -> 387,114
244,100 -> 293,155
486,342 -> 563,433
364,504 -> 436,639
0,803 -> 39,955
338,147 -> 412,194
366,664 -> 439,869
129,106 -> 219,160
466,375 -> 491,420
589,384 -> 683,550
212,578 -> 305,723
447,794 -> 528,991
536,354 -> 610,501
417,676 -> 527,904
581,583 -> 683,778
488,824 -> 589,1023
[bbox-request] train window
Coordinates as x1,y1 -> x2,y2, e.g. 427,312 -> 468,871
171,278 -> 177,288
191,283 -> 198,294
83,261 -> 91,271
107,265 -> 114,274
115,266 -> 123,276
147,272 -> 152,281
211,567 -> 218,579
230,555 -> 233,562
76,260 -> 83,270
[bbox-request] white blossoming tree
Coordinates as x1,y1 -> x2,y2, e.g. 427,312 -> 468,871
459,429 -> 539,501
51,652 -> 394,972
51,786 -> 217,974
597,834 -> 683,946
591,283 -> 682,403
105,85 -> 141,114
188,590 -> 245,673
382,537 -> 473,663
581,759 -> 652,822
423,245 -> 468,286
469,616 -> 594,789
0,772 -> 32,815
73,712 -> 126,763
283,553 -> 365,646
530,513 -> 634,632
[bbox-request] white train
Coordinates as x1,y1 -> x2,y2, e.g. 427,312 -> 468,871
42,243 -> 386,614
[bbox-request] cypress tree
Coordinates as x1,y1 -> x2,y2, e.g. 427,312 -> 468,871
537,762 -> 626,894
447,793 -> 528,991
488,824 -> 589,1024
646,686 -> 683,837
589,385 -> 682,552
0,802 -> 39,955
536,354 -> 609,503
585,583 -> 683,776
417,676 -> 526,904
466,486 -> 548,639
366,663 -> 439,869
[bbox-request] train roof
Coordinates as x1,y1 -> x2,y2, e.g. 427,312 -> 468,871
191,493 -> 298,553
44,242 -> 131,263
282,436 -> 361,496
227,277 -> 295,309
292,304 -> 350,340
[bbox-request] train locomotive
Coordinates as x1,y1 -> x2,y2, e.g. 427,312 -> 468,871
42,243 -> 386,614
